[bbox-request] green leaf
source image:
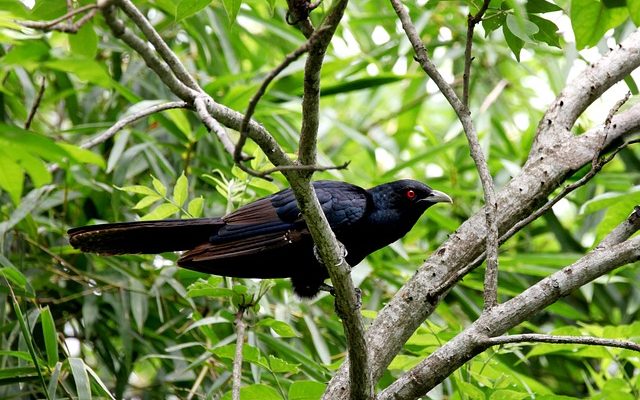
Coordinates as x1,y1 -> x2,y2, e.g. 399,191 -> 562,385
187,278 -> 234,298
0,155 -> 24,204
530,15 -> 561,47
45,57 -> 113,88
570,0 -> 629,49
40,306 -> 58,368
173,172 -> 189,207
175,0 -> 212,21
257,318 -> 301,338
503,22 -> 525,61
69,358 -> 91,400
221,384 -> 283,400
288,381 -> 326,400
187,196 -> 204,217
140,203 -> 180,220
483,12 -> 506,35
221,0 -> 241,24
267,355 -> 300,373
0,367 -> 39,385
152,176 -> 168,197
526,0 -> 563,13
68,21 -> 98,59
630,0 -> 640,24
0,265 -> 27,289
58,143 -> 105,168
133,195 -> 162,210
116,184 -> 158,196
130,279 -> 148,333
165,108 -> 193,140
506,14 -> 538,43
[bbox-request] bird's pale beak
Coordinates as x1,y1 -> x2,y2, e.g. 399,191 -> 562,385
426,189 -> 453,204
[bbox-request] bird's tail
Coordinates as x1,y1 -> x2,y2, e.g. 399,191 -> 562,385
68,218 -> 223,255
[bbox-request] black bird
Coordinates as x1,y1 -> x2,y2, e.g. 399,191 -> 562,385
68,180 -> 452,297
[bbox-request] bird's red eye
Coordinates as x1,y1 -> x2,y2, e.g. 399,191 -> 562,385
405,189 -> 416,200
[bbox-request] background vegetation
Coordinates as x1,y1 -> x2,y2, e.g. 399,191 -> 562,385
0,0 -> 639,398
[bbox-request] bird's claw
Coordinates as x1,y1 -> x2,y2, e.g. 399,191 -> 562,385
313,241 -> 348,267
319,283 -> 336,296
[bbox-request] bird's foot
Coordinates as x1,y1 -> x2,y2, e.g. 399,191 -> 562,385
319,283 -> 336,296
334,287 -> 363,318
313,241 -> 348,266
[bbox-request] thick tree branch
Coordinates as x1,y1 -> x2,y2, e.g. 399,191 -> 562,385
484,334 -> 640,353
278,1 -> 374,399
379,207 -> 640,399
389,0 -> 499,310
324,28 -> 640,398
531,30 -> 640,154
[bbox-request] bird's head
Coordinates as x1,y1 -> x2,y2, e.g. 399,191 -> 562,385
370,179 -> 452,214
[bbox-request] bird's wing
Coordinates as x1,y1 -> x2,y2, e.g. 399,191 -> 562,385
219,181 -> 369,240
178,228 -> 306,264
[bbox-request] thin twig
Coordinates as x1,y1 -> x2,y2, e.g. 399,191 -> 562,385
462,0 -> 490,106
25,76 -> 46,130
440,138 -> 639,294
389,0 -> 499,310
19,3 -> 99,32
238,160 -> 351,181
235,38 -> 317,166
102,5 -> 198,101
193,96 -> 238,156
81,100 -> 189,149
232,308 -> 247,400
116,0 -> 200,91
484,334 -> 640,353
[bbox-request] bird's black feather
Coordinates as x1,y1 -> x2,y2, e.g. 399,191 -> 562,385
68,180 -> 451,297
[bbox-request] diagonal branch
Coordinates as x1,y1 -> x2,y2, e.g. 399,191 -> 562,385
389,0 -> 499,309
378,207 -> 640,400
484,334 -> 640,353
462,0 -> 490,106
19,3 -> 100,33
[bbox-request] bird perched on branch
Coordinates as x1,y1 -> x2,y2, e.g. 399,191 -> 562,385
68,180 -> 452,297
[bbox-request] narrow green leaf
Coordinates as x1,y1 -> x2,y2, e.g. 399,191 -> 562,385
69,358 -> 91,400
257,318 -> 301,338
152,176 -> 167,197
175,0 -> 212,21
288,381 -> 326,400
0,154 -> 24,204
268,355 -> 300,374
85,363 -> 116,400
116,184 -> 157,196
140,203 -> 180,221
221,0 -> 241,24
130,279 -> 148,334
40,306 -> 58,368
133,195 -> 162,210
173,172 -> 189,207
187,196 -> 204,217
58,143 -> 105,168
165,108 -> 193,140
47,361 -> 62,399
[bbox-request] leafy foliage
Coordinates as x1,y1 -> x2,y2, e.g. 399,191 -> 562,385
0,0 -> 639,399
